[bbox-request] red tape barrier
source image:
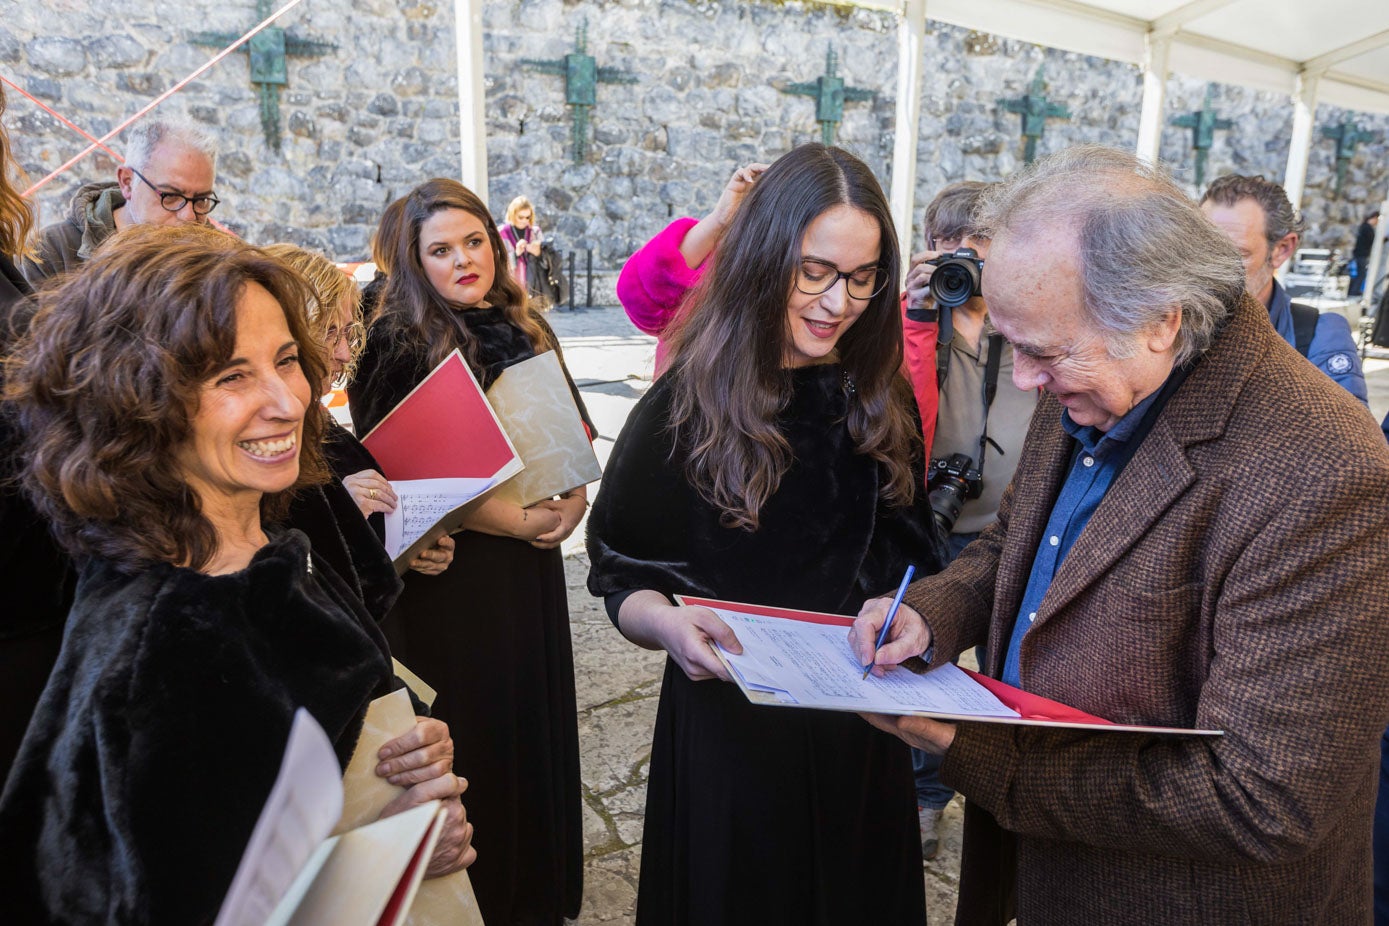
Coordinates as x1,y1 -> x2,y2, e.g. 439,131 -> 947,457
16,0 -> 309,197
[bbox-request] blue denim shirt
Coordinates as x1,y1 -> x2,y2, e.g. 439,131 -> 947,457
1000,369 -> 1187,689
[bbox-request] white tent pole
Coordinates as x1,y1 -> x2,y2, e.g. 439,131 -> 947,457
454,0 -> 489,202
1283,69 -> 1321,212
890,0 -> 928,267
1136,30 -> 1172,164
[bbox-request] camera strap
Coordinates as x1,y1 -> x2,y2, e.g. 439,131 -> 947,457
978,333 -> 1006,472
933,303 -> 954,388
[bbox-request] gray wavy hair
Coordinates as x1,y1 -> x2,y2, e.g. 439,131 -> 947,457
123,118 -> 219,173
975,145 -> 1245,365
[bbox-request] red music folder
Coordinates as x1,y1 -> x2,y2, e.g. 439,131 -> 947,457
360,349 -> 518,482
360,350 -> 523,569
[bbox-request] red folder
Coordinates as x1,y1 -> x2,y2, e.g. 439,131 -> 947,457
360,350 -> 516,481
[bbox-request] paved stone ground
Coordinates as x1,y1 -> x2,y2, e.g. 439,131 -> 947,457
548,300 -> 1389,926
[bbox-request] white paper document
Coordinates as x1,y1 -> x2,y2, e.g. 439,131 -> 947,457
382,477 -> 498,561
709,607 -> 1017,718
214,710 -> 345,926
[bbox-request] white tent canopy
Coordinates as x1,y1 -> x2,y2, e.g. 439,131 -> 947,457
879,0 -> 1389,297
895,0 -> 1389,115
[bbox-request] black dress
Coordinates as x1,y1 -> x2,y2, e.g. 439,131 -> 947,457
349,307 -> 586,925
586,365 -> 944,926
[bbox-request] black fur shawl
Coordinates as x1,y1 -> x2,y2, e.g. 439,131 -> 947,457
586,365 -> 944,616
0,529 -> 397,925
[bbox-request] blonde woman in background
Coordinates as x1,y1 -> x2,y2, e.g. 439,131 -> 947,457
498,195 -> 543,291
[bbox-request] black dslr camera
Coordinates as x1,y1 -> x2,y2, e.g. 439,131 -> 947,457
927,453 -> 983,534
925,247 -> 984,309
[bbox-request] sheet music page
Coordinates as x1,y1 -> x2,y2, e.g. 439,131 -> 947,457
382,477 -> 496,559
712,608 -> 1017,717
214,710 -> 344,926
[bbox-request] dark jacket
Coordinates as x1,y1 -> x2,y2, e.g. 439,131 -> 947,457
0,530 -> 398,925
0,266 -> 77,782
21,181 -> 124,286
904,293 -> 1389,924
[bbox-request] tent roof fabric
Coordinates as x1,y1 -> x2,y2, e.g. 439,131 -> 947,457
875,0 -> 1389,114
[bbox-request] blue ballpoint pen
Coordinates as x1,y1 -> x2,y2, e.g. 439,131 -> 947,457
862,564 -> 916,679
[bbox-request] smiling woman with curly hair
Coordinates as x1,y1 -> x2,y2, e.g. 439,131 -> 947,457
0,223 -> 475,923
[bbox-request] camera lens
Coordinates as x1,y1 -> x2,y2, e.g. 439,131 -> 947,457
928,483 -> 966,534
930,261 -> 977,309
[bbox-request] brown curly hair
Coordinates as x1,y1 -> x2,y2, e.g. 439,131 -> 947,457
4,224 -> 330,573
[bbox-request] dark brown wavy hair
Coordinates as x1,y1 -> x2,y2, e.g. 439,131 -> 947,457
0,82 -> 34,258
4,224 -> 330,572
664,144 -> 917,530
374,178 -> 553,371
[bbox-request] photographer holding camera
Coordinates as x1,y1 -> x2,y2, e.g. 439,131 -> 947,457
903,181 -> 1038,860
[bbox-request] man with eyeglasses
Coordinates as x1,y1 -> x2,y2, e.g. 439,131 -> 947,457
23,119 -> 220,286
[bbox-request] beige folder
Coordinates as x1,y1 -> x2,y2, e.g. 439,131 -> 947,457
484,350 -> 601,507
339,688 -> 486,926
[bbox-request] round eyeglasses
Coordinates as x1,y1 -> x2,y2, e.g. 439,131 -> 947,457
129,167 -> 221,216
325,321 -> 365,352
794,258 -> 890,301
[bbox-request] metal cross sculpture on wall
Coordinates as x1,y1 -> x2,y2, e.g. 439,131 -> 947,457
521,20 -> 637,165
1320,121 -> 1377,198
1170,85 -> 1233,189
191,0 -> 335,152
782,47 -> 876,147
997,66 -> 1072,165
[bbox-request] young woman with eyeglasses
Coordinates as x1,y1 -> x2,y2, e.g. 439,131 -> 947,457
348,179 -> 592,926
587,144 -> 945,925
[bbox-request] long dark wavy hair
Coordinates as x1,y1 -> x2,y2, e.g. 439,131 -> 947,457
373,178 -> 553,371
4,224 -> 330,573
663,144 -> 916,530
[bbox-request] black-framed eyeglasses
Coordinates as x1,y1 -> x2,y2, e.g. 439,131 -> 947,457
794,258 -> 890,301
128,166 -> 220,216
325,321 -> 365,352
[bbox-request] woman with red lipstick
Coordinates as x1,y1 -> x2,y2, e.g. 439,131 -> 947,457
350,179 -> 591,926
0,224 -> 475,923
587,144 -> 944,925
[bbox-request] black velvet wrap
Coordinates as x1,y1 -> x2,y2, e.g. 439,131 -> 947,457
0,267 -> 77,783
282,416 -> 401,625
586,364 -> 945,617
0,529 -> 398,925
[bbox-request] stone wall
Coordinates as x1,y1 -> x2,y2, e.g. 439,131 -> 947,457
483,0 -> 900,271
6,0 -> 462,259
4,0 -> 1388,270
908,23 -> 1144,249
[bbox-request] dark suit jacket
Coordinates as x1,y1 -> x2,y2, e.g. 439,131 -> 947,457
903,293 -> 1389,925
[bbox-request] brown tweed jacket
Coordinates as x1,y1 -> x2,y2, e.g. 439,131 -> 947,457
903,293 -> 1389,925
